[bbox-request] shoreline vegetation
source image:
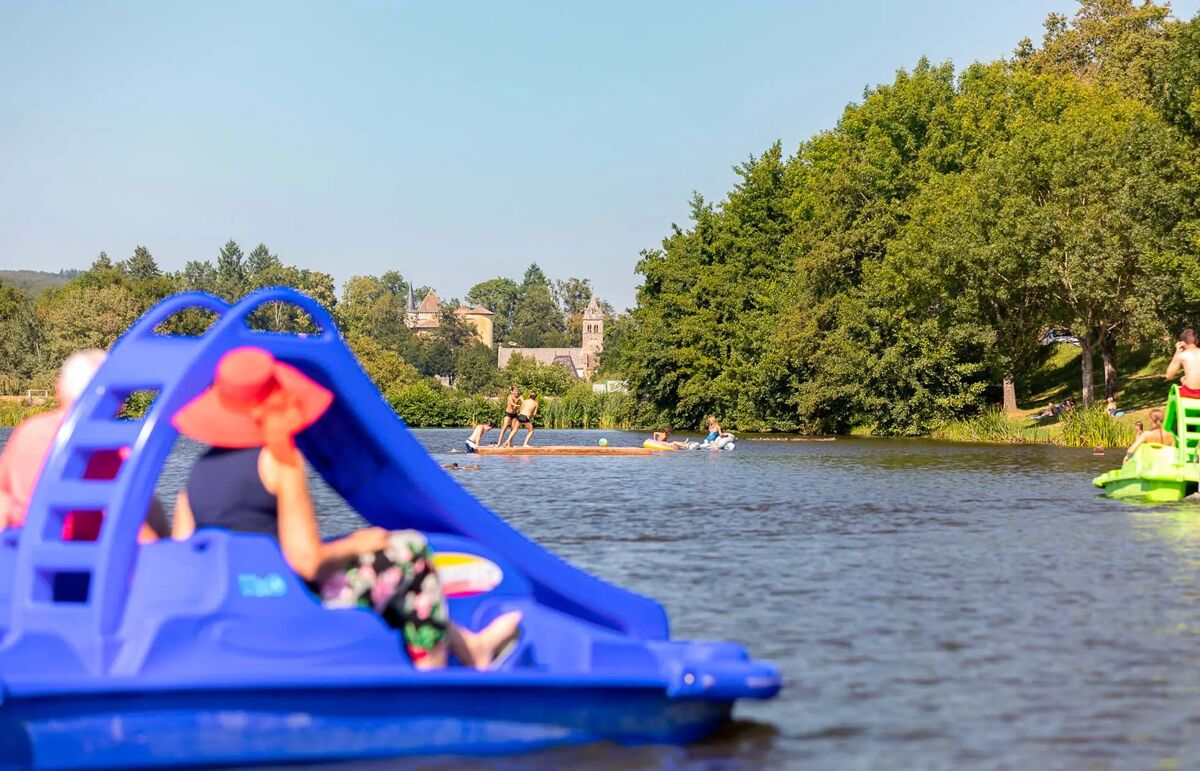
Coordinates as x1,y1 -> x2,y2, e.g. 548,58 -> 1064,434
0,387 -> 1143,451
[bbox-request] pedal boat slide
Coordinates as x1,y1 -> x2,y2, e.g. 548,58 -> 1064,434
0,288 -> 781,768
1093,385 -> 1200,502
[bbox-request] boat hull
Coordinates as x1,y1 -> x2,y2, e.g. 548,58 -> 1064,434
1093,442 -> 1200,502
1,685 -> 731,768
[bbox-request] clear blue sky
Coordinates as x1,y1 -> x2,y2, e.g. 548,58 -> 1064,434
2,1 -> 1196,310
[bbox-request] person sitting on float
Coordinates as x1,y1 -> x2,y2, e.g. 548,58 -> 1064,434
1123,407 -> 1174,464
704,416 -> 733,444
170,346 -> 521,670
650,426 -> 691,449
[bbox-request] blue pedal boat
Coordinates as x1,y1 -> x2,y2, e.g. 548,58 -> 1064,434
0,288 -> 780,768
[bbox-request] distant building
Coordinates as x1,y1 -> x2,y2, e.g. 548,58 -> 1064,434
498,296 -> 605,378
404,290 -> 495,349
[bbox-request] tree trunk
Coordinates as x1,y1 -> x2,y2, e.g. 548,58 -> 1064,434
1002,374 -> 1018,413
1100,332 -> 1118,401
1080,333 -> 1095,406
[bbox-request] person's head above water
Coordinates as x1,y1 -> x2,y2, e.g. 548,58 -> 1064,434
172,346 -> 333,452
56,349 -> 106,407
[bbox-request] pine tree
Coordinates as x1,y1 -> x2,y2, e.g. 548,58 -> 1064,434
123,245 -> 161,281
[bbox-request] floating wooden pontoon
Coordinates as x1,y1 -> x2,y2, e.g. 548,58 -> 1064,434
474,445 -> 664,456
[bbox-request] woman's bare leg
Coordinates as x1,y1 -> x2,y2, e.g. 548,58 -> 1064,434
412,643 -> 449,670
446,611 -> 522,670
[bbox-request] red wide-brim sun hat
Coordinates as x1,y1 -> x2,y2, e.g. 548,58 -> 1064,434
172,346 -> 334,448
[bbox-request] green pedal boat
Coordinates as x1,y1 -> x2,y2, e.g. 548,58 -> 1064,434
1093,385 -> 1200,502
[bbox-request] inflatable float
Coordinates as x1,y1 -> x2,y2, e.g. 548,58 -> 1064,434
642,437 -> 732,452
0,288 -> 780,768
1094,385 -> 1200,502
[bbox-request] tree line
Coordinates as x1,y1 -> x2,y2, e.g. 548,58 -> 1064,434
0,241 -> 612,408
605,0 -> 1200,435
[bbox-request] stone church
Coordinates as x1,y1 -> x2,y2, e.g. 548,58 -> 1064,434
497,295 -> 604,378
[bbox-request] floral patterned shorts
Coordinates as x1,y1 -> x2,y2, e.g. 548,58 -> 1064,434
318,529 -> 449,663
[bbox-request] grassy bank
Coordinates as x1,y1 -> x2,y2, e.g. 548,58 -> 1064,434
0,400 -> 55,427
933,406 -> 1137,448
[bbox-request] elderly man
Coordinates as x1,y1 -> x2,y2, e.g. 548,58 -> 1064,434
0,350 -> 166,540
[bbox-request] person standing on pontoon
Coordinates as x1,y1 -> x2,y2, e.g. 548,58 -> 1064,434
495,386 -> 521,446
1167,328 -> 1200,399
504,392 -> 539,447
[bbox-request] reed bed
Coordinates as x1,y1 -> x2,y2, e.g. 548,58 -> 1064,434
933,405 -> 1136,448
0,401 -> 55,427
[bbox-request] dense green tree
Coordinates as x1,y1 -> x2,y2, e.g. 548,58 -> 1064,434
500,353 -> 577,396
466,277 -> 521,343
123,246 -> 161,281
1152,13 -> 1200,140
1017,0 -> 1172,101
454,342 -> 501,394
511,278 -> 566,345
215,240 -> 246,300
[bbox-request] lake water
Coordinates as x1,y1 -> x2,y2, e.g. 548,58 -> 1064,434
5,427 -> 1200,770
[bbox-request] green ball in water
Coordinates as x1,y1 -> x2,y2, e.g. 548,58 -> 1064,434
598,438 -> 608,447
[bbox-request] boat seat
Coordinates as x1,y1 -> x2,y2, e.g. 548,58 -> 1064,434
112,529 -> 411,678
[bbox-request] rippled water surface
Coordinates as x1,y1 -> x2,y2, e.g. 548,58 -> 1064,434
7,427 -> 1200,770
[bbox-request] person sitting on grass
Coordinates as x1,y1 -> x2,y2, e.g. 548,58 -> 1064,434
170,346 -> 520,670
1106,396 -> 1125,417
1166,328 -> 1200,398
1031,401 -> 1058,421
1124,408 -> 1174,464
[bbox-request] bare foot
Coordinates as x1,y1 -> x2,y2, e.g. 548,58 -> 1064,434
457,611 -> 522,670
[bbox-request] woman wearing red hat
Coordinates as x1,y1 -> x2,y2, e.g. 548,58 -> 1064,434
171,346 -> 520,670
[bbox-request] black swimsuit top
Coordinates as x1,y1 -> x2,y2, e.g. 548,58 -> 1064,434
186,447 -> 279,538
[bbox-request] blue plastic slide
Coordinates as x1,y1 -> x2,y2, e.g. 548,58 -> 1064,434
0,288 -> 780,768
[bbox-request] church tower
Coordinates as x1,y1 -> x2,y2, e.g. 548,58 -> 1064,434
582,295 -> 604,354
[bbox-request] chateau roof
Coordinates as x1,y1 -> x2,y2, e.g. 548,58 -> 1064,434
452,304 -> 495,316
416,291 -> 441,313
